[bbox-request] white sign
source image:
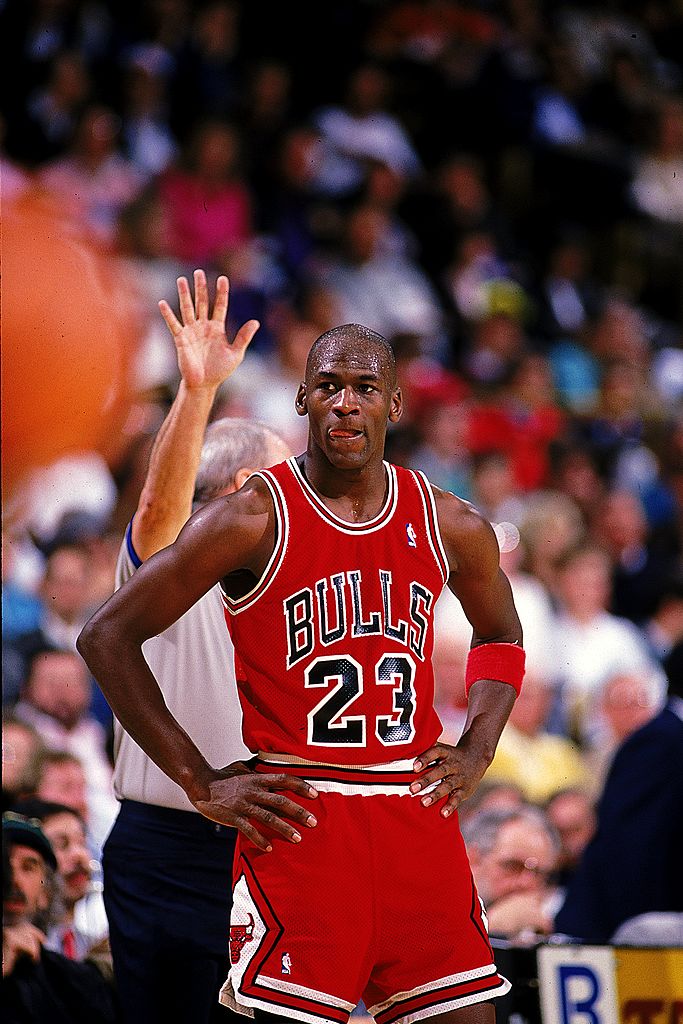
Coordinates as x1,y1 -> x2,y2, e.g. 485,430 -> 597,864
538,946 -> 620,1024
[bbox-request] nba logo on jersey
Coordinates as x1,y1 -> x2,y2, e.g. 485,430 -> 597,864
406,522 -> 417,547
281,952 -> 292,975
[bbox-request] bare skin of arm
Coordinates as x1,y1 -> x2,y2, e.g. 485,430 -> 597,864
77,479 -> 318,851
410,488 -> 523,816
132,270 -> 258,560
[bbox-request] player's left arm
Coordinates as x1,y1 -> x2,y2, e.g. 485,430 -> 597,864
410,487 -> 523,816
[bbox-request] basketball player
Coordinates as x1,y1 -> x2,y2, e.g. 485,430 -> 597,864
78,303 -> 525,1024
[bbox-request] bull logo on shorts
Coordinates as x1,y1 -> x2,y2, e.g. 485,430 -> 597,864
229,914 -> 255,963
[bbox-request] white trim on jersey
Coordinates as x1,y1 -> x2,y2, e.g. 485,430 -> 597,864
410,470 -> 450,584
221,469 -> 289,615
288,457 -> 399,535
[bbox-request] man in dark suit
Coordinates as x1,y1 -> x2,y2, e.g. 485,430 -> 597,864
553,642 -> 683,943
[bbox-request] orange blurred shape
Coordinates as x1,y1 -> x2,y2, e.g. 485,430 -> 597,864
2,192 -> 137,498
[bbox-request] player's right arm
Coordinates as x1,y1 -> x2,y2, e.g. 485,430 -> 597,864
78,481 -> 318,851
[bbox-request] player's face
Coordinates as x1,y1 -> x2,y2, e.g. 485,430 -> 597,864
296,341 -> 401,469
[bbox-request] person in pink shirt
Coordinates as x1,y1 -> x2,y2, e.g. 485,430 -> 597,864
157,118 -> 253,267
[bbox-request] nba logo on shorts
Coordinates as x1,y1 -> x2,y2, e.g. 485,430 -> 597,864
281,952 -> 292,975
406,522 -> 417,548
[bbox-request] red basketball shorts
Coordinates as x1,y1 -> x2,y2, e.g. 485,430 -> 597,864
219,757 -> 510,1024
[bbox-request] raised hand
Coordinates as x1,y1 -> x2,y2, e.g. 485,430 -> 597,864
158,269 -> 259,392
191,763 -> 319,852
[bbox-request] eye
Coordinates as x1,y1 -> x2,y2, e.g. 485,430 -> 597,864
359,383 -> 376,394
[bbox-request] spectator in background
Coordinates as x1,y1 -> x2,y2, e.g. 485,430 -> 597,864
545,787 -> 596,892
469,451 -> 528,528
518,490 -> 586,596
36,103 -> 146,247
2,716 -> 45,812
316,201 -> 448,358
310,60 -> 422,199
13,652 -> 117,855
483,671 -> 588,804
630,93 -> 683,226
589,487 -> 673,624
553,641 -> 683,944
642,572 -> 683,663
462,805 -> 561,943
10,797 -> 108,965
582,669 -> 663,797
15,541 -> 91,651
2,812 -> 120,1024
34,752 -> 91,835
467,351 -> 566,492
156,117 -> 253,269
17,49 -> 92,166
119,43 -> 178,179
551,541 -> 667,743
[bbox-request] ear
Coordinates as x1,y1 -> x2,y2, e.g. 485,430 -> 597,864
295,382 -> 307,417
388,386 -> 403,424
233,467 -> 256,491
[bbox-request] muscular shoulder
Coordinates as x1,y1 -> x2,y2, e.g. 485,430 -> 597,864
430,484 -> 499,577
177,475 -> 277,578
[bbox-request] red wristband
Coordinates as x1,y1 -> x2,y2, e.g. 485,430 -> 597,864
465,643 -> 526,697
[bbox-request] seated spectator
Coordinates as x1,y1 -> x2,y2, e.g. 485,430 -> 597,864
590,487 -> 671,625
9,540 -> 96,679
458,781 -> 526,831
316,201 -> 449,358
2,812 -> 119,1024
553,642 -> 683,943
484,671 -> 588,804
462,805 -> 561,943
11,798 -> 109,965
584,669 -> 663,797
517,490 -> 586,595
13,652 -> 117,855
36,103 -> 146,248
544,787 -> 596,891
467,351 -> 567,491
551,541 -> 667,741
156,117 -> 253,269
310,61 -> 422,199
2,715 -> 46,812
642,572 -> 683,663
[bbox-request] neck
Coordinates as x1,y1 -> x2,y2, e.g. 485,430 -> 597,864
300,452 -> 388,523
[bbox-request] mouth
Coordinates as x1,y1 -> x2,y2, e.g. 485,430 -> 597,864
328,428 -> 364,441
66,870 -> 90,888
4,897 -> 27,916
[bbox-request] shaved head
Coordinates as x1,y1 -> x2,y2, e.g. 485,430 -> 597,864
306,324 -> 396,387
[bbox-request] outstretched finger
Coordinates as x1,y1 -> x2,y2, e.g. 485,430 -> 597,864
194,268 -> 209,320
177,276 -> 196,325
158,299 -> 183,337
231,318 -> 260,355
211,275 -> 230,325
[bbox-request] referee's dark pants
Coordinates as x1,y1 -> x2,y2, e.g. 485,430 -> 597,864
103,800 -> 241,1024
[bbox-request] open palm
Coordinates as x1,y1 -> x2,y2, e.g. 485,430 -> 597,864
159,269 -> 259,391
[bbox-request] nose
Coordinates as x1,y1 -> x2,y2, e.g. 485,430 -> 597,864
332,386 -> 360,415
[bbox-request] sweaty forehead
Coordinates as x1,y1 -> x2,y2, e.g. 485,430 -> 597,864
307,336 -> 395,384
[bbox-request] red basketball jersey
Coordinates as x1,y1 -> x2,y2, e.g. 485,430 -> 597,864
221,458 -> 449,765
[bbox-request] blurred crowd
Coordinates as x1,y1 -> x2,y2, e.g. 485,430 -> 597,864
2,0 -> 683,1014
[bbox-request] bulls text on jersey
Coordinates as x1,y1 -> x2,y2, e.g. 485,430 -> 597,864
284,568 -> 434,669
